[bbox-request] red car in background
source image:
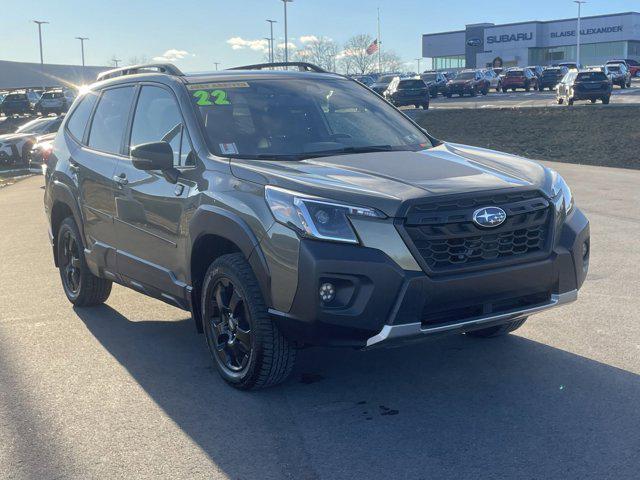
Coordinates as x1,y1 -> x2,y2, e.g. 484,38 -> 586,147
606,59 -> 640,78
501,68 -> 539,92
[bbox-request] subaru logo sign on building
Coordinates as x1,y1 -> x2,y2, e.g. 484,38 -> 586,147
473,207 -> 507,228
466,38 -> 482,47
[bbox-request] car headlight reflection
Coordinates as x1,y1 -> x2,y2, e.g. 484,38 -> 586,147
265,185 -> 385,244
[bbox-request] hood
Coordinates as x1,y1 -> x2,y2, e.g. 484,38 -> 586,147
0,132 -> 34,144
229,143 -> 551,217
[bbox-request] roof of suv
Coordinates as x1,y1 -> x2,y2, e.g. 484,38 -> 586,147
94,62 -> 345,90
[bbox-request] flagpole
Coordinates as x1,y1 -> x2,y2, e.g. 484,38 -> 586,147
377,7 -> 382,73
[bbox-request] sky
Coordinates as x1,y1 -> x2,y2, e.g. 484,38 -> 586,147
0,0 -> 637,71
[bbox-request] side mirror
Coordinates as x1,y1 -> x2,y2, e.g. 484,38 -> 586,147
131,141 -> 174,171
131,141 -> 179,183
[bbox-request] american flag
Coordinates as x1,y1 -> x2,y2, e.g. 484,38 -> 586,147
366,39 -> 379,56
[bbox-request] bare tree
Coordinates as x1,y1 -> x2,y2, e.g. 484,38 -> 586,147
339,34 -> 377,75
380,50 -> 403,73
294,37 -> 339,71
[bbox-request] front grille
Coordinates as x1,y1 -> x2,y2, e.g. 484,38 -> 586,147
402,190 -> 553,273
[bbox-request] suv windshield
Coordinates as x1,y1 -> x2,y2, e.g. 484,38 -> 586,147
456,72 -> 475,80
189,77 -> 432,159
421,74 -> 437,82
577,72 -> 607,81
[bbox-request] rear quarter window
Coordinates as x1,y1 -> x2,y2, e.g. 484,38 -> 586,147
66,92 -> 98,143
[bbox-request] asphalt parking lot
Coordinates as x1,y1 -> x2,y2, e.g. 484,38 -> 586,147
1,164 -> 639,479
407,79 -> 640,110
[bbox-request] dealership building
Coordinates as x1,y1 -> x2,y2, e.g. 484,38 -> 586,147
422,11 -> 640,70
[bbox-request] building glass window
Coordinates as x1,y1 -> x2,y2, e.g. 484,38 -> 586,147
528,41 -> 626,66
432,55 -> 465,70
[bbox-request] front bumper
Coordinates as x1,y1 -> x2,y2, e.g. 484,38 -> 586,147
270,207 -> 590,348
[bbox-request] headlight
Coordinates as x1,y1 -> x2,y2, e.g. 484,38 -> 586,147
265,186 -> 385,244
550,170 -> 574,214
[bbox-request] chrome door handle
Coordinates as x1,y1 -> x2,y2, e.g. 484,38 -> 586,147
113,173 -> 128,186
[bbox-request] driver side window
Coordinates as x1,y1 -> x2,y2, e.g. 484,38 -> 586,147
129,85 -> 195,167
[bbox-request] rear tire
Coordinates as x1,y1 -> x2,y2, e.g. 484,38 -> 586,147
602,96 -> 610,104
422,102 -> 429,110
201,253 -> 296,390
557,96 -> 564,104
590,98 -> 596,103
57,217 -> 112,306
466,317 -> 528,338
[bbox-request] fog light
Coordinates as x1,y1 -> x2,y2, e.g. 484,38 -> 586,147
319,282 -> 336,303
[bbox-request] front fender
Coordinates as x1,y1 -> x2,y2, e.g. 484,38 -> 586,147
188,205 -> 272,306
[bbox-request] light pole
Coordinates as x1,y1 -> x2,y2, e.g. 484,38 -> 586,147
264,38 -> 272,62
415,58 -> 422,73
574,1 -> 586,67
281,0 -> 293,63
214,62 -> 220,71
75,37 -> 89,67
32,20 -> 49,65
266,19 -> 277,63
113,58 -> 121,67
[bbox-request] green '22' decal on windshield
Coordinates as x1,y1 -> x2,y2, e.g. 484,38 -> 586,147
193,90 -> 231,106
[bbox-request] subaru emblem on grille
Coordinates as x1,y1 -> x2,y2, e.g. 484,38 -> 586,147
472,207 -> 507,228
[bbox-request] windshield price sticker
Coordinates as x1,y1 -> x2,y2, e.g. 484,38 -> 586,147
187,82 -> 249,90
192,89 -> 231,106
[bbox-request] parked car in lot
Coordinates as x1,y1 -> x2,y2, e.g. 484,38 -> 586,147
482,69 -> 502,92
27,132 -> 56,174
557,62 -> 580,70
371,74 -> 400,95
446,69 -> 489,97
420,71 -> 448,97
501,68 -> 539,92
526,65 -> 544,81
385,77 -> 430,109
43,61 -> 590,389
352,75 -> 375,87
538,66 -> 569,91
0,92 -> 32,116
557,69 -> 612,105
606,59 -> 640,78
0,116 -> 62,166
26,91 -> 41,112
603,63 -> 631,88
35,90 -> 70,115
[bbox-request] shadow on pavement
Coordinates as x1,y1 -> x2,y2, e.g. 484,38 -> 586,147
75,304 -> 640,480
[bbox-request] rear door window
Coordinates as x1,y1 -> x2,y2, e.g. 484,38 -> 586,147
88,86 -> 135,155
66,92 -> 98,143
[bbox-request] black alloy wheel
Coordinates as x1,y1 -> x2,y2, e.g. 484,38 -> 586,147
60,228 -> 82,297
207,277 -> 253,374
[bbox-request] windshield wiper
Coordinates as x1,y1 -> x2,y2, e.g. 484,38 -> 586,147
300,145 -> 398,158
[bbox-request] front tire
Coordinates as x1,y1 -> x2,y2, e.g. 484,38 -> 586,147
57,217 -> 112,306
201,253 -> 296,390
466,317 -> 528,338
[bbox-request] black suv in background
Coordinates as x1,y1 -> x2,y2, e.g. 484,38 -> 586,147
557,69 -> 612,105
45,62 -> 589,390
538,67 -> 568,91
1,92 -> 32,116
385,78 -> 430,109
420,71 -> 448,97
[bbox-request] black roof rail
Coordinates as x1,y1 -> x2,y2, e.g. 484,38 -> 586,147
97,63 -> 184,82
229,62 -> 328,73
